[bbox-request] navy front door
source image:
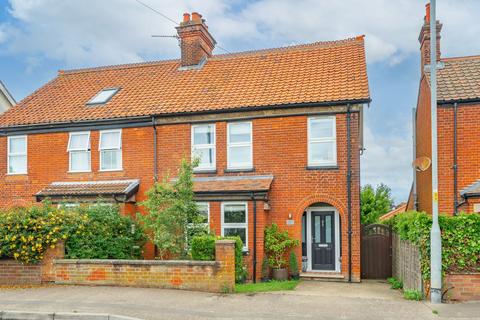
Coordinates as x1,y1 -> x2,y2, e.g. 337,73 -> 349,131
311,211 -> 335,270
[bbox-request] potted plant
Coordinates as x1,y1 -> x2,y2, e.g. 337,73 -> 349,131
289,251 -> 300,280
264,224 -> 299,281
261,256 -> 270,282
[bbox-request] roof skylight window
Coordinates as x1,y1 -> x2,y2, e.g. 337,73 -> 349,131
87,88 -> 119,105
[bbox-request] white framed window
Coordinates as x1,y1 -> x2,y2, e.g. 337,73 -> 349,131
58,203 -> 80,210
221,202 -> 248,249
7,136 -> 27,174
196,202 -> 210,225
227,122 -> 252,170
191,124 -> 216,171
308,116 -> 337,166
99,129 -> 122,171
67,132 -> 91,172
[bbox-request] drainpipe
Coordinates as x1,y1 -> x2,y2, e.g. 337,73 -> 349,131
346,104 -> 352,283
453,102 -> 458,215
251,192 -> 257,283
413,108 -> 418,210
152,116 -> 158,182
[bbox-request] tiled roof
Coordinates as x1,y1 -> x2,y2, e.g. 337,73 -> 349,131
460,179 -> 480,197
0,37 -> 369,128
426,55 -> 480,103
379,203 -> 407,222
36,179 -> 140,198
192,175 -> 273,193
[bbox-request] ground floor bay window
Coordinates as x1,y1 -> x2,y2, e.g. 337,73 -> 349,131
302,204 -> 341,272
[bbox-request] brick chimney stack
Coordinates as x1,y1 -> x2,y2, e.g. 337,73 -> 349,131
176,12 -> 216,67
419,3 -> 442,70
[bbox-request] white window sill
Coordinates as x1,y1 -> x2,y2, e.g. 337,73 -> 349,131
225,167 -> 254,172
6,173 -> 28,176
306,164 -> 338,170
68,170 -> 92,173
99,169 -> 123,172
194,168 -> 216,173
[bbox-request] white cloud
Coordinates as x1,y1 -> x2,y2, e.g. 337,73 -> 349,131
1,0 -> 480,68
361,123 -> 413,203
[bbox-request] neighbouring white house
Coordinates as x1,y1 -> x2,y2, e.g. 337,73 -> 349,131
0,81 -> 15,114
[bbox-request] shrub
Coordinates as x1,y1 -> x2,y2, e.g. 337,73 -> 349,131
190,234 -> 215,261
261,256 -> 269,280
0,203 -> 86,264
387,211 -> 480,279
190,234 -> 247,283
387,277 -> 403,290
289,251 -> 299,276
141,158 -> 207,259
403,289 -> 423,301
65,203 -> 146,259
264,224 -> 299,269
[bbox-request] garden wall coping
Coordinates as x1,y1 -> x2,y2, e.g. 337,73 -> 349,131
53,259 -> 218,267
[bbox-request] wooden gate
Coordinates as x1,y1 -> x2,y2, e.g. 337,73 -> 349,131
361,224 -> 392,279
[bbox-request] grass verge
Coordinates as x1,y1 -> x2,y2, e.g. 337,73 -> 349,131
235,280 -> 300,293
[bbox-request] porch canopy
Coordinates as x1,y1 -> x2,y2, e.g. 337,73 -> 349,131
35,179 -> 140,203
460,180 -> 480,199
191,175 -> 274,201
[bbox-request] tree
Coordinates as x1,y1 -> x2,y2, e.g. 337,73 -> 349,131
140,158 -> 207,259
360,183 -> 393,225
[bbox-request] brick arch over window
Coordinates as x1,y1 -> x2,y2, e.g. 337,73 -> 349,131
294,194 -> 347,221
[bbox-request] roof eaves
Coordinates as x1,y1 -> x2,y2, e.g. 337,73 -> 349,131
0,98 -> 370,134
0,80 -> 16,106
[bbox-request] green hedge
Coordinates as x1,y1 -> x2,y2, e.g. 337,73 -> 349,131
191,234 -> 247,283
386,211 -> 480,279
65,204 -> 146,259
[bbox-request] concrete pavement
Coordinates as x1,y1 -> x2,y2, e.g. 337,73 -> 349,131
0,281 -> 478,320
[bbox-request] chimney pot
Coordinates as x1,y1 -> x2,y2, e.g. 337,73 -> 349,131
191,12 -> 202,21
425,3 -> 430,23
183,13 -> 190,23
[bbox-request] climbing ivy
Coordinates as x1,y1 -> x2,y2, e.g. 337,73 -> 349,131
385,211 -> 480,279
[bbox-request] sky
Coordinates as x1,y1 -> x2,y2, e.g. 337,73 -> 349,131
1,0 -> 480,203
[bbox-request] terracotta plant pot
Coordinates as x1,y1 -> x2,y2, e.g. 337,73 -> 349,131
272,268 -> 288,281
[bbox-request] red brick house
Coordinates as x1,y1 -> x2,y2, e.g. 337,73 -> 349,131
0,13 -> 370,282
414,5 -> 480,215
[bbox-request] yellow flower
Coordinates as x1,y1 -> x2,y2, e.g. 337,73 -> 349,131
13,252 -> 19,258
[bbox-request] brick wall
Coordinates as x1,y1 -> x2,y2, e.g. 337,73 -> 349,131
416,74 -> 480,215
54,240 -> 235,293
0,260 -> 42,285
392,233 -> 423,292
415,76 -> 433,215
0,111 -> 361,281
0,242 -> 64,285
445,273 -> 480,301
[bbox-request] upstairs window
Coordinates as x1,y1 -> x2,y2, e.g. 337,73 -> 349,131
227,122 -> 252,170
87,88 -> 119,105
7,136 -> 27,174
67,132 -> 91,172
99,129 -> 122,171
308,116 -> 337,166
191,124 -> 216,171
221,202 -> 248,249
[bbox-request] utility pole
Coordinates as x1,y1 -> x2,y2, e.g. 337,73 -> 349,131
429,0 -> 442,304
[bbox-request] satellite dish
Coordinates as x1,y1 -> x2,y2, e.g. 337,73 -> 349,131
413,156 -> 431,172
